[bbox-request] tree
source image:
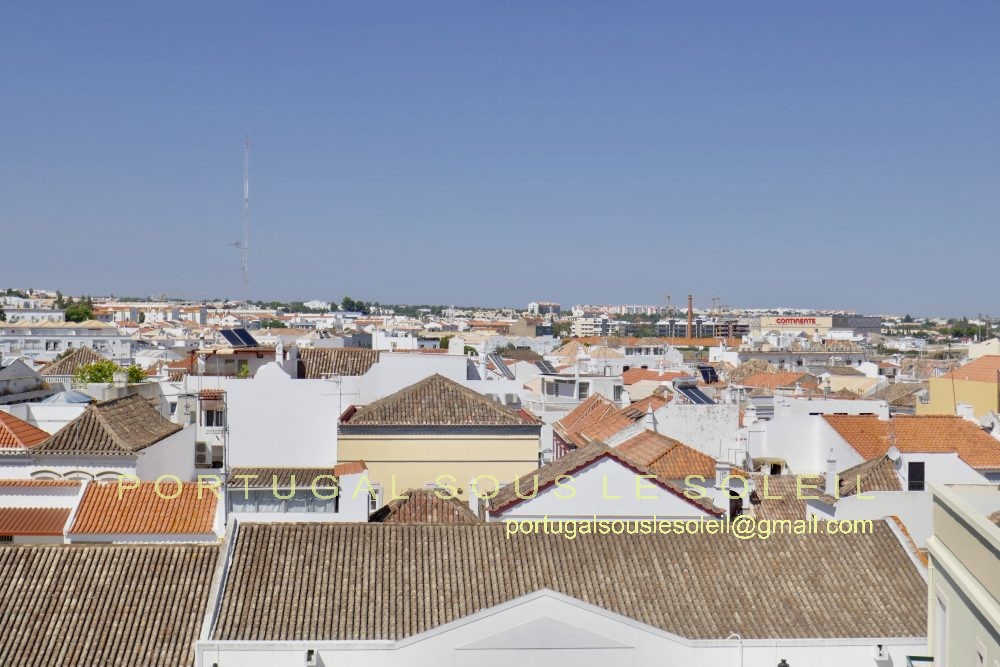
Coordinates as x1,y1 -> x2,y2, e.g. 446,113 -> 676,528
259,318 -> 287,328
64,299 -> 94,323
341,296 -> 368,314
138,311 -> 146,324
0,304 -> 5,322
54,291 -> 65,309
74,360 -> 119,384
439,335 -> 453,350
126,365 -> 146,383
902,314 -> 914,323
75,360 -> 145,384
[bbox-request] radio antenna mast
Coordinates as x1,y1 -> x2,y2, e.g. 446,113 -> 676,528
241,133 -> 250,320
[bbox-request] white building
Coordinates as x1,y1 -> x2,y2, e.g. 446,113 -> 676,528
195,521 -> 928,667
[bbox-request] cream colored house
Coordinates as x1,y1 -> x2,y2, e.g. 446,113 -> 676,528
925,483 -> 1000,667
917,355 -> 1000,419
338,374 -> 541,506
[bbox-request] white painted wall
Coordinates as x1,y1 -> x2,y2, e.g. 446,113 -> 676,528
2,402 -> 88,434
0,484 -> 81,508
183,364 -> 340,468
808,491 -> 935,546
653,403 -> 741,462
135,425 -> 196,481
772,396 -> 888,419
745,416 -> 864,474
195,590 -> 925,667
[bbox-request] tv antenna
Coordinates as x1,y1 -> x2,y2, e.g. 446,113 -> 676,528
241,133 -> 250,320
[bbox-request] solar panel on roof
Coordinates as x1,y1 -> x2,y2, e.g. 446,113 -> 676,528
677,385 -> 714,405
488,353 -> 515,380
220,329 -> 246,347
697,364 -> 719,384
535,360 -> 557,374
233,328 -> 259,347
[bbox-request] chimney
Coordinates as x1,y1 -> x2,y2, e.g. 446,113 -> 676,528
479,351 -> 488,380
714,458 -> 729,490
824,449 -> 838,496
468,478 -> 480,516
687,295 -> 694,340
644,405 -> 657,431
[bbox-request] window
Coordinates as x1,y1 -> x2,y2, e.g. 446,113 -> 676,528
614,386 -> 623,401
369,484 -> 382,512
204,409 -> 225,427
578,383 -> 589,399
908,461 -> 926,491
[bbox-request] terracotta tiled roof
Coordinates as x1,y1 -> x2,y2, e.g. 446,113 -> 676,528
622,368 -> 686,385
552,395 -> 618,448
69,481 -> 218,535
341,374 -> 535,427
33,393 -> 182,457
940,355 -> 1000,383
369,488 -> 482,524
0,479 -> 80,488
616,430 -> 718,479
198,389 -> 225,400
333,460 -> 367,476
0,507 -> 70,536
836,455 -> 902,496
577,396 -> 668,443
868,382 -> 926,408
38,346 -> 108,376
228,467 -> 339,488
749,474 -> 822,521
488,441 -> 722,517
212,521 -> 926,641
0,412 -> 50,449
297,348 -> 380,379
728,359 -> 778,383
824,415 -> 1000,470
737,371 -> 816,390
0,543 -> 218,665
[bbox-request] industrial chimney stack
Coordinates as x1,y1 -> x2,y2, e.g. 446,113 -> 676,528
687,294 -> 694,340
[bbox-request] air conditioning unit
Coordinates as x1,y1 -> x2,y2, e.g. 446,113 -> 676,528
195,443 -> 210,466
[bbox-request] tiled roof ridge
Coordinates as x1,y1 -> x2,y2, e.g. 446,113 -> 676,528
344,373 -> 529,426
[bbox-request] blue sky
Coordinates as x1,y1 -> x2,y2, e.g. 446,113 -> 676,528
2,2 -> 998,315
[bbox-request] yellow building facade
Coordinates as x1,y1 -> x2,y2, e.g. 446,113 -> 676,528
916,356 -> 1000,419
338,433 -> 540,500
338,373 -> 542,507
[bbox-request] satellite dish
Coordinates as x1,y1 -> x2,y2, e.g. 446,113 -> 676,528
886,445 -> 900,462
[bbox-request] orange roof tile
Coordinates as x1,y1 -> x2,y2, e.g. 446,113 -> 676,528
616,430 -> 718,479
824,415 -> 1000,470
0,412 -> 50,449
622,368 -> 687,386
69,481 -> 218,535
0,479 -> 81,488
332,461 -> 367,476
940,355 -> 1000,383
0,507 -> 70,536
577,396 -> 668,443
552,395 -> 618,448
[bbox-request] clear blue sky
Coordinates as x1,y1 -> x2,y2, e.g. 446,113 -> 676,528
2,2 -> 998,315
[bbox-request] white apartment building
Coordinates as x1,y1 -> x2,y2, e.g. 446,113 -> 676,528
0,320 -> 133,363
